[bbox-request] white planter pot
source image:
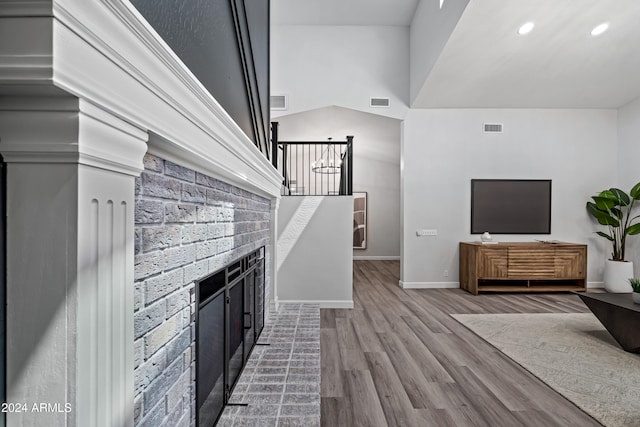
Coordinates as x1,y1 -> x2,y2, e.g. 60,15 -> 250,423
603,260 -> 634,293
633,293 -> 640,304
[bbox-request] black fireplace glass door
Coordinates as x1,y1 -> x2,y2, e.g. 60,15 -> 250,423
244,272 -> 255,362
255,258 -> 265,336
228,280 -> 244,389
197,292 -> 225,427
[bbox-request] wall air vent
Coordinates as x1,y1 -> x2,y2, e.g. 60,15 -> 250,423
483,123 -> 503,133
370,97 -> 390,108
270,95 -> 287,110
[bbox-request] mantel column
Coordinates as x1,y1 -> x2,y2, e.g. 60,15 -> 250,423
0,97 -> 148,427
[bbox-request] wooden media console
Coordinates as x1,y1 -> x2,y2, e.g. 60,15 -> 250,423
459,241 -> 587,295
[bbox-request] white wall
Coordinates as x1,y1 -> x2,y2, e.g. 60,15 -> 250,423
277,196 -> 353,307
271,25 -> 409,119
618,96 -> 640,274
275,106 -> 401,258
401,108 -> 618,288
409,0 -> 469,105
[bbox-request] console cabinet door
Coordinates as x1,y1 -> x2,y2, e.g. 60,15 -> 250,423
477,247 -> 508,278
554,246 -> 586,278
508,247 -> 555,278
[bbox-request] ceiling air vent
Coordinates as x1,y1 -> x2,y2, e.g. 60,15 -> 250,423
483,123 -> 503,133
370,97 -> 390,108
270,95 -> 287,111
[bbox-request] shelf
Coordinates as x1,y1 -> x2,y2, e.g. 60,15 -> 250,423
478,285 -> 586,293
460,241 -> 587,295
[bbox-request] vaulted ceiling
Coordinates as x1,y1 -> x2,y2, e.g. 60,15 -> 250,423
272,0 -> 640,109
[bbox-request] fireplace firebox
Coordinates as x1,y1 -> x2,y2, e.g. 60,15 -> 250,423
195,247 -> 265,426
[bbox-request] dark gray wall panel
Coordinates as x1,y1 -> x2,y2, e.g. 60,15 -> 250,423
131,0 -> 270,154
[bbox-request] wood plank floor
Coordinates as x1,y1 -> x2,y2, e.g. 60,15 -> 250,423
320,260 -> 602,427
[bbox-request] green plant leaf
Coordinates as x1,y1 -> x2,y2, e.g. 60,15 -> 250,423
610,207 -> 623,219
631,182 -> 640,200
595,231 -> 614,241
592,196 -> 617,210
609,188 -> 630,206
586,202 -> 620,226
627,223 -> 640,235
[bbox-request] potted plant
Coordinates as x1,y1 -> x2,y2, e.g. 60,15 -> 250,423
586,182 -> 640,292
630,278 -> 640,303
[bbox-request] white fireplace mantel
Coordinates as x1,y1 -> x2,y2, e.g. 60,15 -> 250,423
0,1 -> 282,426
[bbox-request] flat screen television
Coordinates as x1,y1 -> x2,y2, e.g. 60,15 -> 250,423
471,179 -> 551,234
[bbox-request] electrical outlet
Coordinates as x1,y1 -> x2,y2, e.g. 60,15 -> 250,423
443,270 -> 449,277
416,229 -> 438,236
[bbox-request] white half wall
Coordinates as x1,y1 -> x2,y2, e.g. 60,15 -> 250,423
401,108 -> 618,287
618,96 -> 640,275
277,196 -> 353,307
274,106 -> 401,259
270,25 -> 409,120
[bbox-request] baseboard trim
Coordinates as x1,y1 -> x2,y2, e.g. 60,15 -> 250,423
587,281 -> 604,289
399,281 -> 459,289
353,256 -> 400,261
277,299 -> 354,309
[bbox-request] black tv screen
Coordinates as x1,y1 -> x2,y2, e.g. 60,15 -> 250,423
471,179 -> 551,234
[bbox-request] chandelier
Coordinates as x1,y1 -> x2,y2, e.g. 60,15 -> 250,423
312,138 -> 342,175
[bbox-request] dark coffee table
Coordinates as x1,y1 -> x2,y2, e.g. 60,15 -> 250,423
575,292 -> 640,353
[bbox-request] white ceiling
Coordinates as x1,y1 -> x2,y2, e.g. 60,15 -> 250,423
414,0 -> 640,108
273,0 -> 640,109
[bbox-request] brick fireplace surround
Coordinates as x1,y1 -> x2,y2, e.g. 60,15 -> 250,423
134,154 -> 272,426
0,2 -> 283,426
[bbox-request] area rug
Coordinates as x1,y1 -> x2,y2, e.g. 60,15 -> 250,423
451,313 -> 640,427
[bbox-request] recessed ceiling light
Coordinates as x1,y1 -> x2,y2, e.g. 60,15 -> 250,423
517,22 -> 535,35
591,23 -> 609,36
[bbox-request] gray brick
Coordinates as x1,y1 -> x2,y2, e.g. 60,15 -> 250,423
142,226 -> 181,252
182,224 -> 207,244
135,228 -> 142,254
144,313 -> 181,358
166,288 -> 190,318
135,338 -> 144,369
138,399 -> 165,427
181,183 -> 206,203
225,223 -> 235,236
206,188 -> 230,205
164,245 -> 196,271
196,241 -> 217,260
144,357 -> 183,411
218,207 -> 234,222
207,223 -> 225,239
215,180 -> 232,192
195,172 -> 218,188
217,237 -> 233,253
145,269 -> 183,305
135,251 -> 163,281
165,161 -> 195,182
208,254 -> 226,273
135,347 -> 166,395
142,172 -> 181,200
143,153 -> 164,172
183,259 -> 209,284
196,206 -> 219,223
136,200 -> 164,224
134,394 -> 143,426
164,398 -> 184,427
134,282 -> 144,311
165,203 -> 196,223
135,176 -> 142,197
166,327 -> 191,365
135,300 -> 166,339
166,369 -> 191,414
